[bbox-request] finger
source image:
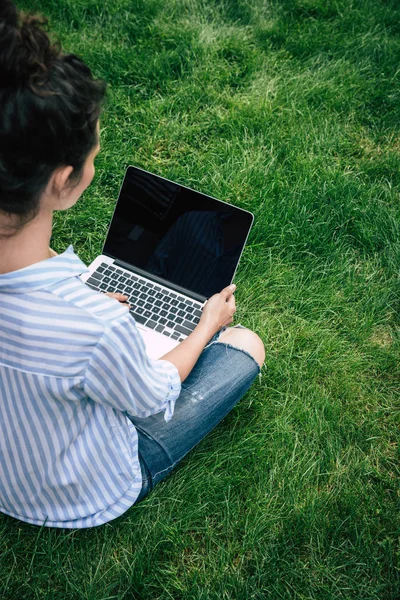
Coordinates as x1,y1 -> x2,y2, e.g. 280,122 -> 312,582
105,292 -> 128,300
227,295 -> 236,312
220,284 -> 236,300
222,315 -> 234,328
104,292 -> 130,305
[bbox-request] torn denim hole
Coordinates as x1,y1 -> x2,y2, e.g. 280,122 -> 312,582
190,390 -> 204,403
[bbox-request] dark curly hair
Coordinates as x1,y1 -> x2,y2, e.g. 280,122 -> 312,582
0,0 -> 106,232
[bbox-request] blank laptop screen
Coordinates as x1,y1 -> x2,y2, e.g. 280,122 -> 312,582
103,166 -> 254,298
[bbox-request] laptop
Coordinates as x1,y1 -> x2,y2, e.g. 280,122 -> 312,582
80,166 -> 254,359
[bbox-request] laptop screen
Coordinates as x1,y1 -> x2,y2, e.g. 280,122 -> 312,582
103,166 -> 254,298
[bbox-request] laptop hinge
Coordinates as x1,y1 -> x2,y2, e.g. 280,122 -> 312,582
113,258 -> 207,304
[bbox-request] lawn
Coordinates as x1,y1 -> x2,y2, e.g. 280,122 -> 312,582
1,0 -> 399,598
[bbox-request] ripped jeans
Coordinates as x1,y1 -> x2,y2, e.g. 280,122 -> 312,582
129,326 -> 261,503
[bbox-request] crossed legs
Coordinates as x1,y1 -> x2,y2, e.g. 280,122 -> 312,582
132,325 -> 265,502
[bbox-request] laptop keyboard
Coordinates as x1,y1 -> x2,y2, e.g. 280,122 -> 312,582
85,263 -> 203,341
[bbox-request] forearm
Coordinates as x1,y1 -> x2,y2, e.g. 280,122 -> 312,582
160,324 -> 213,382
160,283 -> 236,382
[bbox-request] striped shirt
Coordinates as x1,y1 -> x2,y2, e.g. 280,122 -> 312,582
0,246 -> 181,528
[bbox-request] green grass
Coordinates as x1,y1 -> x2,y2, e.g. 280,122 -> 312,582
1,0 -> 399,598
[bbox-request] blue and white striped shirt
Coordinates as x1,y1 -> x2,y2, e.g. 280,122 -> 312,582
0,246 -> 181,528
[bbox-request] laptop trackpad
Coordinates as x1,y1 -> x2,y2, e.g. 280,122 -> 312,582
136,326 -> 180,360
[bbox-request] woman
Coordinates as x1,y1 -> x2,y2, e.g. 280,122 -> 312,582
0,1 -> 265,528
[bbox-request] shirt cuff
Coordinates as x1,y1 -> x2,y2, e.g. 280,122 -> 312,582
157,359 -> 182,422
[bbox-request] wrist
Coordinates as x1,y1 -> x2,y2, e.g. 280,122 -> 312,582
194,321 -> 217,341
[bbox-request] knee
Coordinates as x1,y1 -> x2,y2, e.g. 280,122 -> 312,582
218,327 -> 265,368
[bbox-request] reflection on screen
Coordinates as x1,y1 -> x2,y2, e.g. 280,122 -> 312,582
104,167 -> 253,298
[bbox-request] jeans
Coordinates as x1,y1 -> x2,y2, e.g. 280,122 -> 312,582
129,327 -> 261,502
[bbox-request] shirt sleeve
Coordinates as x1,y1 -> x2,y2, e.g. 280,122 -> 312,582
83,315 -> 181,422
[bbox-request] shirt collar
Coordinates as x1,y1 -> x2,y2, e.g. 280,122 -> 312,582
0,245 -> 90,294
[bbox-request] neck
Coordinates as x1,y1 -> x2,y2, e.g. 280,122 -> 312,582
0,209 -> 54,274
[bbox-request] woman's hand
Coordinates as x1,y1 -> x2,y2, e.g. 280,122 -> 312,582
104,292 -> 130,307
161,284 -> 237,382
197,284 -> 236,337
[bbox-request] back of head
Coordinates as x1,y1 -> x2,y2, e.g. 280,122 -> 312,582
0,0 -> 106,234
0,0 -> 55,87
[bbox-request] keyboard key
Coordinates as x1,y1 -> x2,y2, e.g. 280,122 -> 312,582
97,266 -> 105,273
178,302 -> 186,310
159,318 -> 167,325
171,332 -> 180,340
182,320 -> 196,331
103,276 -> 111,284
153,307 -> 160,314
170,299 -> 178,307
162,302 -> 170,310
175,324 -> 192,337
155,292 -> 163,299
186,306 -> 194,313
148,297 -> 155,304
155,300 -> 162,307
160,310 -> 168,317
104,269 -> 113,276
178,310 -> 185,317
137,299 -> 145,307
144,303 -> 152,310
170,306 -> 178,314
125,286 -> 133,294
146,320 -> 157,329
99,283 -> 107,290
155,324 -> 164,333
170,293 -> 177,299
175,317 -> 183,324
154,286 -> 161,291
136,306 -> 144,314
144,310 -> 152,319
143,287 -> 150,294
130,311 -> 147,325
184,300 -> 193,306
194,309 -> 202,318
167,321 -> 175,329
87,277 -> 100,286
91,272 -> 103,280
